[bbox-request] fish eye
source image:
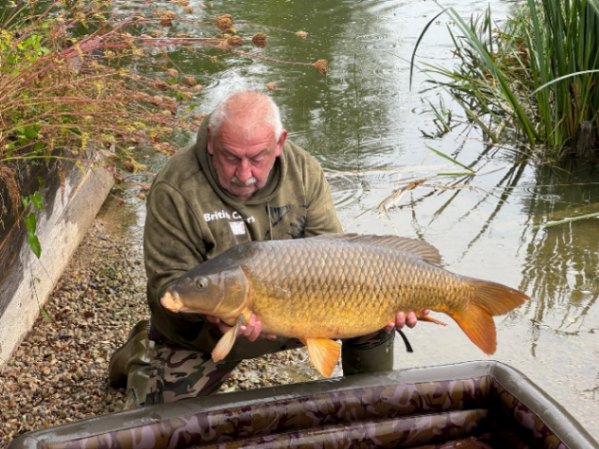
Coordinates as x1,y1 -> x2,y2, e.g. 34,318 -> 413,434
195,276 -> 209,289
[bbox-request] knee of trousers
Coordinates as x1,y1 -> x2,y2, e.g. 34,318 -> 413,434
127,336 -> 156,368
341,329 -> 395,376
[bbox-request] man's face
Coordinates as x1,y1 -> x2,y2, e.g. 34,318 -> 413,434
207,121 -> 287,201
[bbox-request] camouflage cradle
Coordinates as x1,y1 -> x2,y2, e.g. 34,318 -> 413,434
9,361 -> 598,449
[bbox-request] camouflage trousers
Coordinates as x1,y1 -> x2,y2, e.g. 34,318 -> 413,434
127,329 -> 395,407
142,344 -> 239,406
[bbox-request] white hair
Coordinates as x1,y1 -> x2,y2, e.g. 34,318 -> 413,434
208,91 -> 283,140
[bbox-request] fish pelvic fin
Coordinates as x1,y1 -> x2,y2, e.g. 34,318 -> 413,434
211,316 -> 243,363
450,278 -> 529,355
301,338 -> 341,378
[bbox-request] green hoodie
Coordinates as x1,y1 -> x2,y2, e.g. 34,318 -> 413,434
143,119 -> 342,359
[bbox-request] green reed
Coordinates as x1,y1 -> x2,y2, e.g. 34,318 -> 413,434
413,0 -> 599,162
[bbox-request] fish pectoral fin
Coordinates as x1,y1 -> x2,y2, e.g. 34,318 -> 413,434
211,316 -> 243,363
301,338 -> 340,378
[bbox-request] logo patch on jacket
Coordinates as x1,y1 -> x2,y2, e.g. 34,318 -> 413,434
268,205 -> 293,227
204,209 -> 255,236
267,204 -> 306,239
229,220 -> 246,235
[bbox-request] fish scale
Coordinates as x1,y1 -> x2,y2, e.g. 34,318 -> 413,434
241,239 -> 465,338
161,234 -> 529,377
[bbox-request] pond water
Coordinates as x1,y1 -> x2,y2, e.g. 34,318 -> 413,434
121,0 -> 598,437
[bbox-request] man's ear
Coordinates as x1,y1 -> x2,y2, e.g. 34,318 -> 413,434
206,125 -> 214,155
275,129 -> 288,156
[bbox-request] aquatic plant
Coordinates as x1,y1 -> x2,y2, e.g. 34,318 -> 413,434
412,0 -> 599,162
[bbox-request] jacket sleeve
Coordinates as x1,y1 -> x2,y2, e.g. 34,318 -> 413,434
143,181 -> 213,345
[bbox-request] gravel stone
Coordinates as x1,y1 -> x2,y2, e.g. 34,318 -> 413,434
0,191 -> 318,448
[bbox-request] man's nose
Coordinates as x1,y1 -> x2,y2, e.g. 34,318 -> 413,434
236,159 -> 252,181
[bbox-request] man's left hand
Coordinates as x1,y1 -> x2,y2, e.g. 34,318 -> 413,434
385,309 -> 430,332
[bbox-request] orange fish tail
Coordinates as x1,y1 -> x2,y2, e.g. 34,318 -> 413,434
448,278 -> 528,355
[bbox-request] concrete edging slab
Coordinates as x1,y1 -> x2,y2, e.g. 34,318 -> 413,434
0,162 -> 114,368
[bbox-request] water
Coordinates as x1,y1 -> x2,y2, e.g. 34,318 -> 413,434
121,0 -> 598,437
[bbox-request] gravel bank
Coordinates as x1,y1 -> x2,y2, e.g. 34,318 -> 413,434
0,190 -> 318,448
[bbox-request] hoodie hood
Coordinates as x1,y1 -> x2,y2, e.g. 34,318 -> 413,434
193,117 -> 284,208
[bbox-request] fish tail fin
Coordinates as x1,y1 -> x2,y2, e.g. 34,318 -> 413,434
449,279 -> 528,355
301,338 -> 341,378
469,278 -> 529,316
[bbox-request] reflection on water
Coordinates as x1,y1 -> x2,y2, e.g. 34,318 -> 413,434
519,164 -> 599,354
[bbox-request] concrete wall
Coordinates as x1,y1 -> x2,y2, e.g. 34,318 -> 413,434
0,161 -> 113,368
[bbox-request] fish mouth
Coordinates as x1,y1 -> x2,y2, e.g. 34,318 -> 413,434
160,290 -> 184,313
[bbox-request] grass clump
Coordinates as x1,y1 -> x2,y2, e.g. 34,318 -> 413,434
412,0 -> 599,163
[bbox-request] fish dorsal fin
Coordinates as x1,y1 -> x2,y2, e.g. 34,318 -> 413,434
378,236 -> 441,264
301,338 -> 341,378
309,233 -> 442,265
211,316 -> 243,363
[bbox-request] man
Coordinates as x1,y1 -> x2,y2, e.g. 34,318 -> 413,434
109,90 -> 421,406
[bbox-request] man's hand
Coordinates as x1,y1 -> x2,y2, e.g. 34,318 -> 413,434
385,309 -> 430,333
206,314 -> 277,341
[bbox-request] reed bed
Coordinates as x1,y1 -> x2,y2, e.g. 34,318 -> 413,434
413,0 -> 599,162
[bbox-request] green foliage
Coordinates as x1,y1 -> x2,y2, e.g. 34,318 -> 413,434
0,0 -> 200,168
426,146 -> 476,176
21,191 -> 43,258
413,0 -> 599,162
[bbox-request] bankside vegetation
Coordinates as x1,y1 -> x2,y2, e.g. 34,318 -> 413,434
1,1 -> 195,178
413,0 -> 599,163
0,0 -> 325,255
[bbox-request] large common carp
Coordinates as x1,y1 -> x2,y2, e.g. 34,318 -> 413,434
161,234 -> 528,377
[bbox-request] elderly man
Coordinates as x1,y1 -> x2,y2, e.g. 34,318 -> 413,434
109,90 -> 421,406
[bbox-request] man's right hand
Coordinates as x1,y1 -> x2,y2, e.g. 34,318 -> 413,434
205,314 -> 277,342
